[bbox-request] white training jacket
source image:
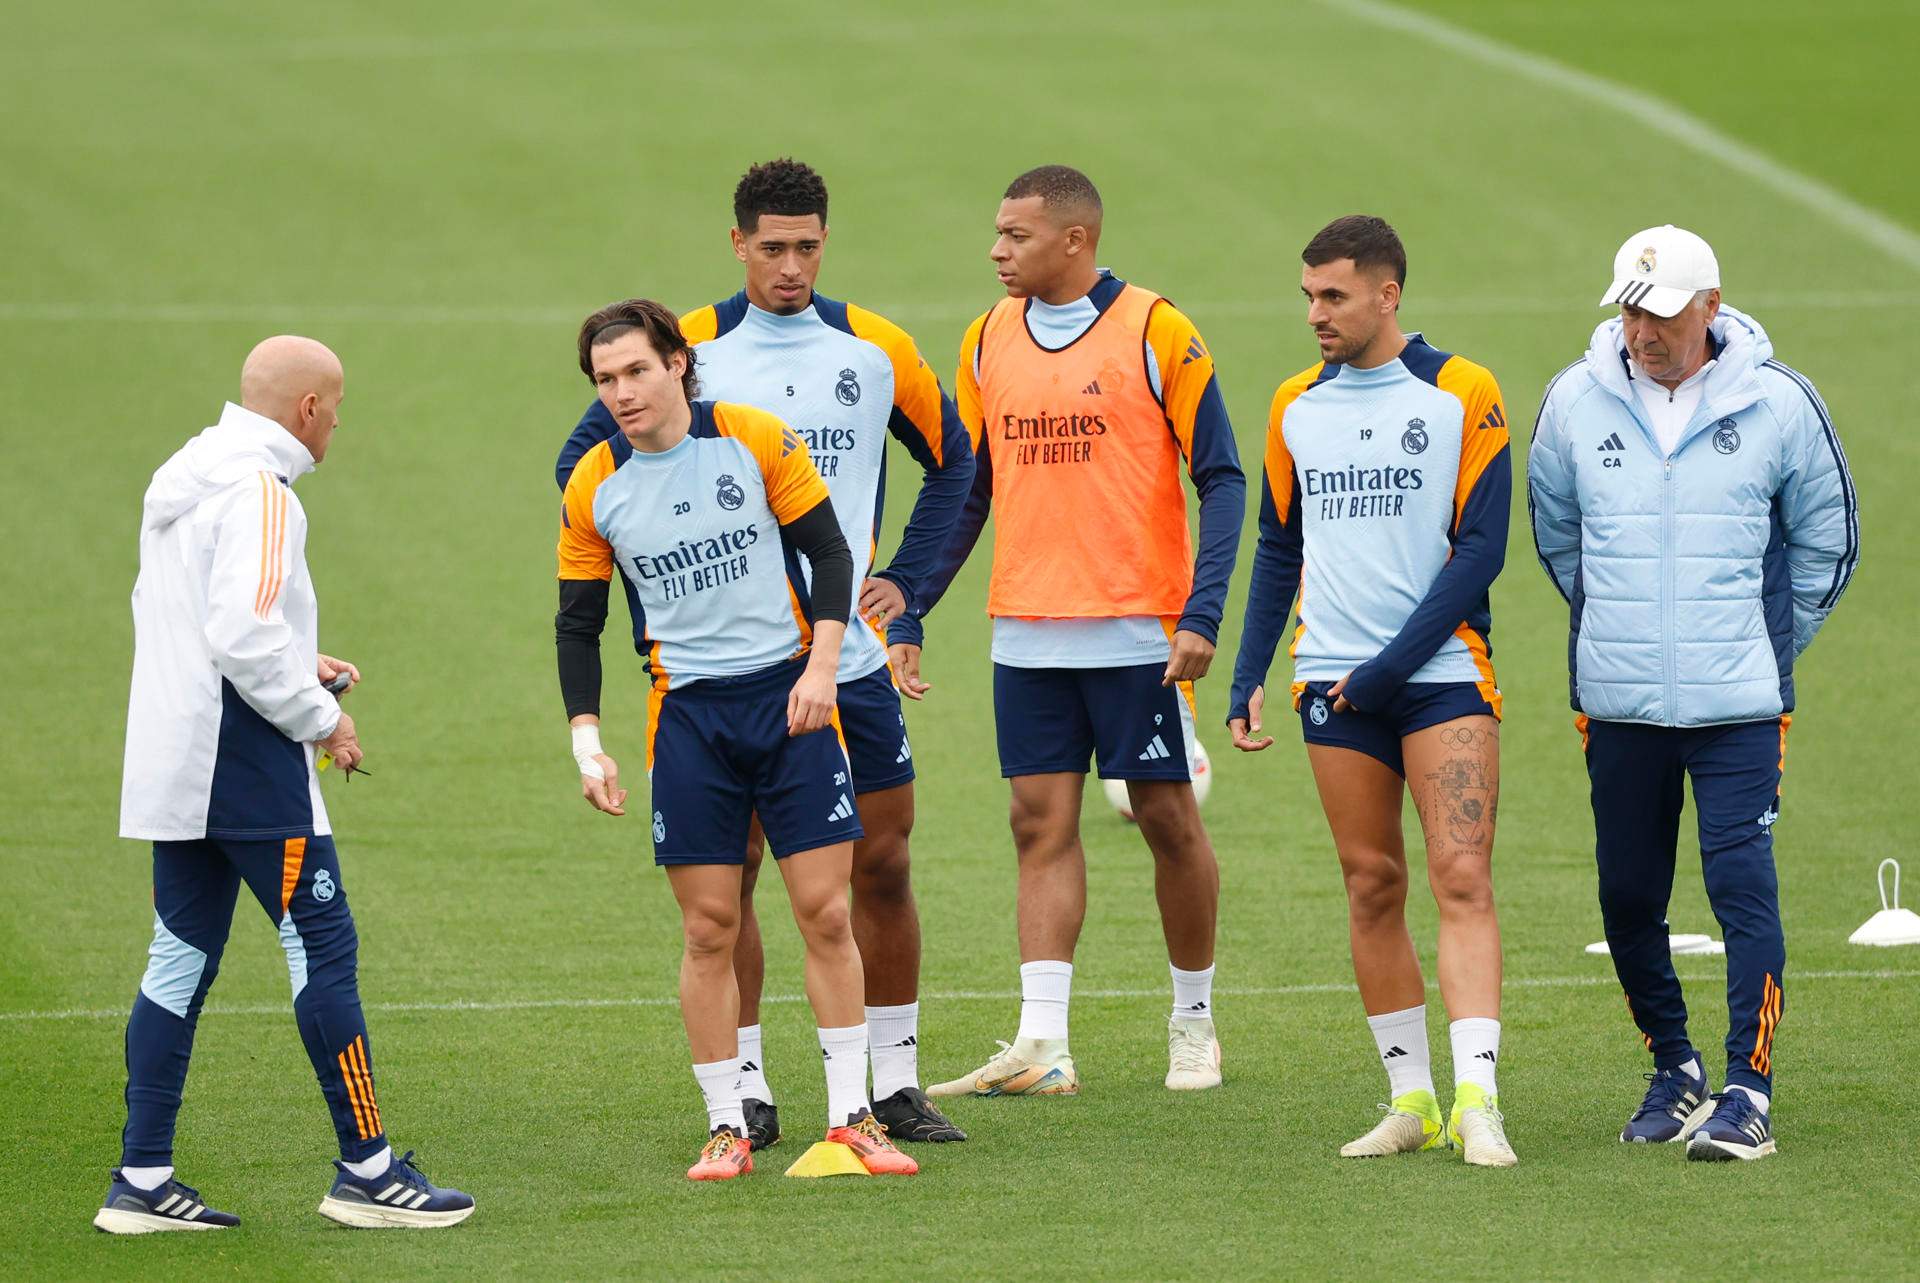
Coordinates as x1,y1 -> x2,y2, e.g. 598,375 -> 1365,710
120,402 -> 340,842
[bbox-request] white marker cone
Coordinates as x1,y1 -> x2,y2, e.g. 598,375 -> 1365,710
1584,933 -> 1724,956
1850,859 -> 1920,947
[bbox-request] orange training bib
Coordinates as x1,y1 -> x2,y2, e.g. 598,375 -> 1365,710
979,285 -> 1194,618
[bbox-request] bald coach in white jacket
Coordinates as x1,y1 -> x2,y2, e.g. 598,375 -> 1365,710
96,337 -> 473,1235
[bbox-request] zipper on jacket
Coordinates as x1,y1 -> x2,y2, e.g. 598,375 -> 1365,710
1663,455 -> 1677,723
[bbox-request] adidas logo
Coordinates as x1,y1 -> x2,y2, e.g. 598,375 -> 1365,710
1082,378 -> 1104,395
1181,337 -> 1206,365
1382,1046 -> 1409,1059
896,739 -> 912,764
1138,734 -> 1172,761
1597,432 -> 1626,452
827,794 -> 854,823
894,1035 -> 918,1048
1475,1050 -> 1498,1063
739,1061 -> 759,1072
1185,1002 -> 1208,1012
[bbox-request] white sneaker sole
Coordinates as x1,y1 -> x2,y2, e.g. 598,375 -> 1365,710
1686,1134 -> 1777,1162
317,1195 -> 476,1228
93,1207 -> 229,1234
1461,1143 -> 1520,1168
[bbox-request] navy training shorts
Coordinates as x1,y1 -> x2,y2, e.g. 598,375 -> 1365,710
838,663 -> 915,794
647,660 -> 863,865
1296,680 -> 1499,778
993,662 -> 1197,781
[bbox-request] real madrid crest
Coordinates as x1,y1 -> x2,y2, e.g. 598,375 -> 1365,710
835,367 -> 861,406
1636,247 -> 1658,275
715,473 -> 746,509
1309,697 -> 1330,726
1712,418 -> 1741,455
1401,418 -> 1429,455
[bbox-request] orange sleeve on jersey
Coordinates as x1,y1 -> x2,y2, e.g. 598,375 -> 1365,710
955,311 -> 990,449
713,403 -> 832,523
557,439 -> 616,581
1436,356 -> 1511,530
1265,364 -> 1323,514
1143,301 -> 1215,460
679,304 -> 719,346
848,303 -> 947,466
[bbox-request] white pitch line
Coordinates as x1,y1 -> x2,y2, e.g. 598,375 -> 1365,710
3,967 -> 1912,1023
1331,0 -> 1920,274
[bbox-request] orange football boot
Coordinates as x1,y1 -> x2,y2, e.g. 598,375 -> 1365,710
687,1126 -> 753,1181
824,1113 -> 919,1176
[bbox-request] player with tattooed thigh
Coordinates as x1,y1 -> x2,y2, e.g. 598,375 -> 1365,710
1228,217 -> 1516,1167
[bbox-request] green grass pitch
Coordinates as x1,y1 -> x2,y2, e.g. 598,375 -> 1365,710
3,2 -> 1917,1277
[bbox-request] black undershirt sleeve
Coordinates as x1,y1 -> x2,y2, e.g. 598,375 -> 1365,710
782,497 -> 854,629
555,578 -> 609,719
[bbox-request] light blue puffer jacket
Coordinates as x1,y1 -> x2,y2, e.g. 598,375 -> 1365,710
1528,306 -> 1858,726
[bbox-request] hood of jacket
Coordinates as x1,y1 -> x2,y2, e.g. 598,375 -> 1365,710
1582,303 -> 1774,423
142,402 -> 315,533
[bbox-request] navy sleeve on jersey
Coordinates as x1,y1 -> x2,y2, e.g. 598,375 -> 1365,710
556,399 -> 648,653
556,400 -> 619,491
1339,445 -> 1511,712
1177,375 -> 1247,644
882,436 -> 991,650
1228,471 -> 1304,724
872,388 -> 976,613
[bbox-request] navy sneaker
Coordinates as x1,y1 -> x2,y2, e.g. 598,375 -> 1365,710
93,1171 -> 239,1234
743,1097 -> 781,1151
318,1150 -> 475,1227
1686,1092 -> 1776,1161
1621,1063 -> 1713,1143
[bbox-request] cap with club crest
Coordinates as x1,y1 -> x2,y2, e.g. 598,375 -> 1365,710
1600,224 -> 1720,318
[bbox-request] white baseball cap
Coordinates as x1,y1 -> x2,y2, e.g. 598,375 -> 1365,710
1599,224 -> 1720,318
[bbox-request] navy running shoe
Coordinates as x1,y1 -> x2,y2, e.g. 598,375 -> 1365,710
1621,1063 -> 1713,1143
1686,1093 -> 1776,1162
318,1150 -> 475,1227
93,1171 -> 239,1234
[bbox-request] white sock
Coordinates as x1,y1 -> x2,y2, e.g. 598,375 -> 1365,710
340,1145 -> 392,1179
737,1024 -> 773,1104
1730,1084 -> 1771,1113
866,1002 -> 920,1099
1450,1017 -> 1501,1096
120,1164 -> 172,1191
1678,1055 -> 1703,1083
692,1057 -> 748,1134
1017,960 -> 1073,1042
1170,962 -> 1215,1023
1366,1004 -> 1435,1099
818,1024 -> 871,1126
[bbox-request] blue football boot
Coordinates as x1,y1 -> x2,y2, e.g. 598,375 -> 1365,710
318,1150 -> 475,1227
1686,1092 -> 1776,1161
93,1170 -> 240,1233
1621,1062 -> 1713,1143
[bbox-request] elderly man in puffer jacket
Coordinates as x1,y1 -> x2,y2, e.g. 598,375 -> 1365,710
1528,225 -> 1858,1163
